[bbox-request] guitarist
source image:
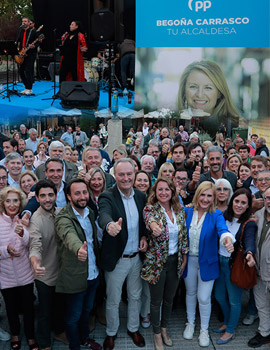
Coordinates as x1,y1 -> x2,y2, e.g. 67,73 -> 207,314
16,17 -> 39,95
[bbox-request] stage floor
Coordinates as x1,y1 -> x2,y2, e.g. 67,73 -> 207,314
0,80 -> 134,122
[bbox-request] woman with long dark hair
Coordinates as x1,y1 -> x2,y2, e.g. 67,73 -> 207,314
59,20 -> 87,82
214,188 -> 256,345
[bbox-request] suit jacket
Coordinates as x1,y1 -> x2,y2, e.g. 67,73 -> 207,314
55,203 -> 100,293
255,208 -> 270,281
182,207 -> 229,281
35,160 -> 77,183
98,186 -> 148,272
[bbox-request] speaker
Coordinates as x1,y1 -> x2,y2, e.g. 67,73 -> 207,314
59,81 -> 99,109
91,9 -> 115,41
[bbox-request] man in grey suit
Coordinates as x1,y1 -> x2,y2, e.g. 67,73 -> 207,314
98,158 -> 148,350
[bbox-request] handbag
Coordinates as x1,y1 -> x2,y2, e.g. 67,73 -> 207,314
230,220 -> 257,289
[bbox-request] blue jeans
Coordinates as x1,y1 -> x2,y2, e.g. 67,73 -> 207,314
214,256 -> 243,333
65,277 -> 100,350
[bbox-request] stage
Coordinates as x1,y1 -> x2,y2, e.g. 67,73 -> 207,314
0,79 -> 135,123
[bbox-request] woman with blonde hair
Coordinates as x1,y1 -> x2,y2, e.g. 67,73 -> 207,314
0,187 -> 38,350
110,146 -> 128,177
226,153 -> 242,175
214,133 -> 225,148
157,162 -> 175,180
19,171 -> 38,200
142,177 -> 188,350
178,60 -> 239,135
33,141 -> 49,168
182,181 -> 234,347
64,145 -> 73,163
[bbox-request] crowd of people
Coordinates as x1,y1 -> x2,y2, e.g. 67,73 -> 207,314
0,121 -> 269,350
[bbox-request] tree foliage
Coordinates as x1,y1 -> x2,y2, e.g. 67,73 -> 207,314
0,0 -> 33,40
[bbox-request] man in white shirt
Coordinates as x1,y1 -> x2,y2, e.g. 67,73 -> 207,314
99,158 -> 148,350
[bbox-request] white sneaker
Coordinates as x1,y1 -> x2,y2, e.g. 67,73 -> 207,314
183,322 -> 195,340
141,314 -> 151,328
24,89 -> 33,95
20,89 -> 27,94
0,327 -> 11,341
242,314 -> 258,326
199,329 -> 209,347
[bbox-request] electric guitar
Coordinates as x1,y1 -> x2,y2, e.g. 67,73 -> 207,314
15,29 -> 44,65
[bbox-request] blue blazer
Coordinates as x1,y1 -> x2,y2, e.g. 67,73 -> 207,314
182,207 -> 229,281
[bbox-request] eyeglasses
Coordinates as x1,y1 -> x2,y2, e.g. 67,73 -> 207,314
216,187 -> 230,192
257,177 -> 270,182
175,177 -> 187,181
264,196 -> 270,201
0,176 -> 7,181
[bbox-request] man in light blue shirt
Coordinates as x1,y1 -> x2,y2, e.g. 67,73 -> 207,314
55,179 -> 101,350
60,126 -> 74,148
25,128 -> 40,153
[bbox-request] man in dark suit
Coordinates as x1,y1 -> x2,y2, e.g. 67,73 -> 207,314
98,158 -> 148,350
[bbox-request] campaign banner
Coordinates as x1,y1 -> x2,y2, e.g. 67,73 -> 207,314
135,0 -> 270,140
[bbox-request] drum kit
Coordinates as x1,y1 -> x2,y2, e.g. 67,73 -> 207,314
84,48 -> 121,90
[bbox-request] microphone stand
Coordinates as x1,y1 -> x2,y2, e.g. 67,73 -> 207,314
42,28 -> 59,105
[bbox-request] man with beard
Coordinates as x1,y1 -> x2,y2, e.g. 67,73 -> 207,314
16,17 -> 38,95
187,146 -> 237,193
29,180 -> 67,349
185,142 -> 204,178
55,179 -> 101,350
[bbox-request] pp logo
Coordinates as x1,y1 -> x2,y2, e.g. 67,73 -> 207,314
188,0 -> 212,11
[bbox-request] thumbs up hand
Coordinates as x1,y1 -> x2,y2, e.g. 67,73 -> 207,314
150,221 -> 163,237
224,237 -> 234,253
78,241 -> 88,261
15,217 -> 24,237
32,257 -> 46,277
107,218 -> 122,237
192,164 -> 201,184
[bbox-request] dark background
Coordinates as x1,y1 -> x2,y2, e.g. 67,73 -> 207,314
31,0 -> 135,58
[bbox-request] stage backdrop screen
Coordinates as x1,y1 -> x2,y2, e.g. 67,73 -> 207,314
135,0 -> 270,141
